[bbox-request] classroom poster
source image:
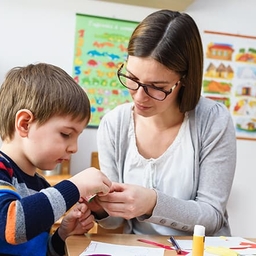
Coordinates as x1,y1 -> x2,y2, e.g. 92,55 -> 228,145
202,31 -> 256,140
72,14 -> 138,127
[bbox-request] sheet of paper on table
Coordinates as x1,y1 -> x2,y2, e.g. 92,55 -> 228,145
79,241 -> 164,256
168,237 -> 256,256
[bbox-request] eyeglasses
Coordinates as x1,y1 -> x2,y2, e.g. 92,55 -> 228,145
117,63 -> 181,101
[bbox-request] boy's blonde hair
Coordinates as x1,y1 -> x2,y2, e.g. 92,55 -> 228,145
0,63 -> 91,141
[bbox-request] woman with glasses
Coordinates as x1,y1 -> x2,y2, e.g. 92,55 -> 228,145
88,9 -> 236,236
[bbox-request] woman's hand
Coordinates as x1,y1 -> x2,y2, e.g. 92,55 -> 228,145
96,182 -> 157,220
57,202 -> 94,240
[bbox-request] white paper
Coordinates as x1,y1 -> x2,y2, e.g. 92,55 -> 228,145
79,241 -> 165,256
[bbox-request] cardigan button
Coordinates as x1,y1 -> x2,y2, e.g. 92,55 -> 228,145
181,225 -> 188,230
170,222 -> 177,227
159,219 -> 166,224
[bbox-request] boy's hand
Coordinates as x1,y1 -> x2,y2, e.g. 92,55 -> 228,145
69,167 -> 112,198
79,196 -> 108,219
58,203 -> 94,240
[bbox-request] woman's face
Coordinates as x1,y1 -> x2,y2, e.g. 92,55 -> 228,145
125,56 -> 182,117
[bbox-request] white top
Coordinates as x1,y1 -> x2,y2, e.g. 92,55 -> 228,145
123,111 -> 194,234
125,111 -> 193,196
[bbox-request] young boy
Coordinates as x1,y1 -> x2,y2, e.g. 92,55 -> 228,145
0,63 -> 112,255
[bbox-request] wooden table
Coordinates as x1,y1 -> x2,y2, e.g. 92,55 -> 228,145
65,234 -> 190,256
65,234 -> 256,256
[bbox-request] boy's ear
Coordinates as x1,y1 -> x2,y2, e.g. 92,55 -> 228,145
15,109 -> 34,137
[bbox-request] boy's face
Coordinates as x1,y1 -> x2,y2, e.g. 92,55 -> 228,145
22,115 -> 88,172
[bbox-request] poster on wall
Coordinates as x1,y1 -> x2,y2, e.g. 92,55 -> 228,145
72,14 -> 138,127
202,31 -> 256,140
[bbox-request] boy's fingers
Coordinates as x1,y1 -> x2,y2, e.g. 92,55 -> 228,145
98,185 -> 110,196
104,177 -> 112,188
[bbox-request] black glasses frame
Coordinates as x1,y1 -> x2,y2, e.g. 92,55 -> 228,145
117,63 -> 181,101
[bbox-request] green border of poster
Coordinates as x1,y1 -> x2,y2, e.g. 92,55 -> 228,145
73,14 -> 138,127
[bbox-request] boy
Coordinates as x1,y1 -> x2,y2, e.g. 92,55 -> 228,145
0,63 -> 112,255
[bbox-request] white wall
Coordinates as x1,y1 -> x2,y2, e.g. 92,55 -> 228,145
0,0 -> 256,237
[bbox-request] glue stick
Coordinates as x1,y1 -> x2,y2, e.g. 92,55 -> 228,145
192,225 -> 205,256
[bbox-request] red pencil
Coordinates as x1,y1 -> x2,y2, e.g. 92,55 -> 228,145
137,238 -> 174,250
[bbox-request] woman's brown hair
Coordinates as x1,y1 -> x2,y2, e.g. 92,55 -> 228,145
128,9 -> 203,113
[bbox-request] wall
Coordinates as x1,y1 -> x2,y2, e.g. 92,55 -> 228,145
0,0 -> 255,237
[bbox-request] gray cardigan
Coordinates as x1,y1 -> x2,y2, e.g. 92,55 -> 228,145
97,97 -> 237,236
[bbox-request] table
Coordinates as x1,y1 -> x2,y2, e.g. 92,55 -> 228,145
65,234 -> 190,256
65,234 -> 256,256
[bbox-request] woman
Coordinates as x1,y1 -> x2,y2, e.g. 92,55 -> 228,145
89,9 -> 236,236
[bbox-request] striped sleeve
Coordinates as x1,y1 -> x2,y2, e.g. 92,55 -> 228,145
1,171 -> 79,245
